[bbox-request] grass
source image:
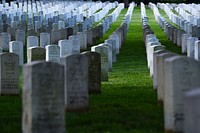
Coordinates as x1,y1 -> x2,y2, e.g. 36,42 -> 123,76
0,6 -> 184,133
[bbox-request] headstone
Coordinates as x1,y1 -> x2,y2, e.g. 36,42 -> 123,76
91,45 -> 108,81
51,30 -> 60,45
27,47 -> 45,63
187,37 -> 198,58
156,52 -> 178,102
27,36 -> 39,48
82,51 -> 101,94
22,61 -> 65,133
182,34 -> 191,54
184,88 -> 200,133
58,21 -> 65,29
58,39 -> 73,57
15,30 -> 26,46
149,45 -> 165,77
110,34 -> 120,54
52,23 -> 58,30
7,27 -> 16,41
45,45 -> 60,63
9,41 -> 24,65
105,39 -> 117,63
99,43 -> 112,72
78,32 -> 87,49
69,35 -> 80,54
195,40 -> 200,61
147,41 -> 161,68
153,50 -> 169,90
61,54 -> 89,111
66,27 -> 73,39
86,29 -> 93,46
27,29 -> 36,36
0,53 -> 19,95
0,32 -> 11,52
164,56 -> 200,133
40,33 -> 50,48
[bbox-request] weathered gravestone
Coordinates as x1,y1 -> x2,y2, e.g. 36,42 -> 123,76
27,36 -> 39,48
45,45 -> 60,63
105,39 -> 117,63
182,34 -> 191,54
51,29 -> 61,45
146,41 -> 161,68
194,40 -> 200,61
153,50 -> 169,90
69,35 -> 80,54
187,37 -> 198,58
40,33 -> 50,48
15,30 -> 25,45
7,27 -> 16,41
164,56 -> 200,133
66,27 -> 73,39
99,43 -> 112,72
82,51 -> 101,94
61,54 -> 89,111
0,53 -> 19,95
0,32 -> 11,52
27,47 -> 45,63
58,39 -> 73,57
78,32 -> 87,49
22,61 -> 65,133
184,88 -> 200,133
110,34 -> 120,54
86,28 -> 93,46
27,29 -> 36,36
149,45 -> 165,77
91,45 -> 108,81
9,41 -> 24,65
156,52 -> 178,102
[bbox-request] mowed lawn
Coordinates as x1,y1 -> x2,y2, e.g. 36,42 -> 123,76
0,7 -> 174,133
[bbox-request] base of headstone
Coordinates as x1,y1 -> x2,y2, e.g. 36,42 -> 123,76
165,130 -> 183,133
0,91 -> 20,96
65,107 -> 89,112
89,90 -> 101,94
157,100 -> 163,106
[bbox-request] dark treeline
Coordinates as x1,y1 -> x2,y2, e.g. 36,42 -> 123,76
93,0 -> 199,5
3,0 -> 200,5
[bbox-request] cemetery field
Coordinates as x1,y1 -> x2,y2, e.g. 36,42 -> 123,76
0,6 -> 188,133
68,7 -> 164,133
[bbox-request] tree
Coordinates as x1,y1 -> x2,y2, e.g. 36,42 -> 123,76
124,0 -> 129,8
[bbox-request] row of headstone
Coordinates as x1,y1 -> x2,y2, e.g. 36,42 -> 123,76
157,3 -> 200,38
90,2 -> 134,82
142,2 -> 165,86
0,1 -> 117,43
176,4 -> 200,25
150,3 -> 200,62
0,2 -> 123,66
148,3 -> 200,133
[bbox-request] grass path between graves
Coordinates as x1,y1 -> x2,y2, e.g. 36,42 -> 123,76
67,7 -> 164,133
147,8 -> 182,54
